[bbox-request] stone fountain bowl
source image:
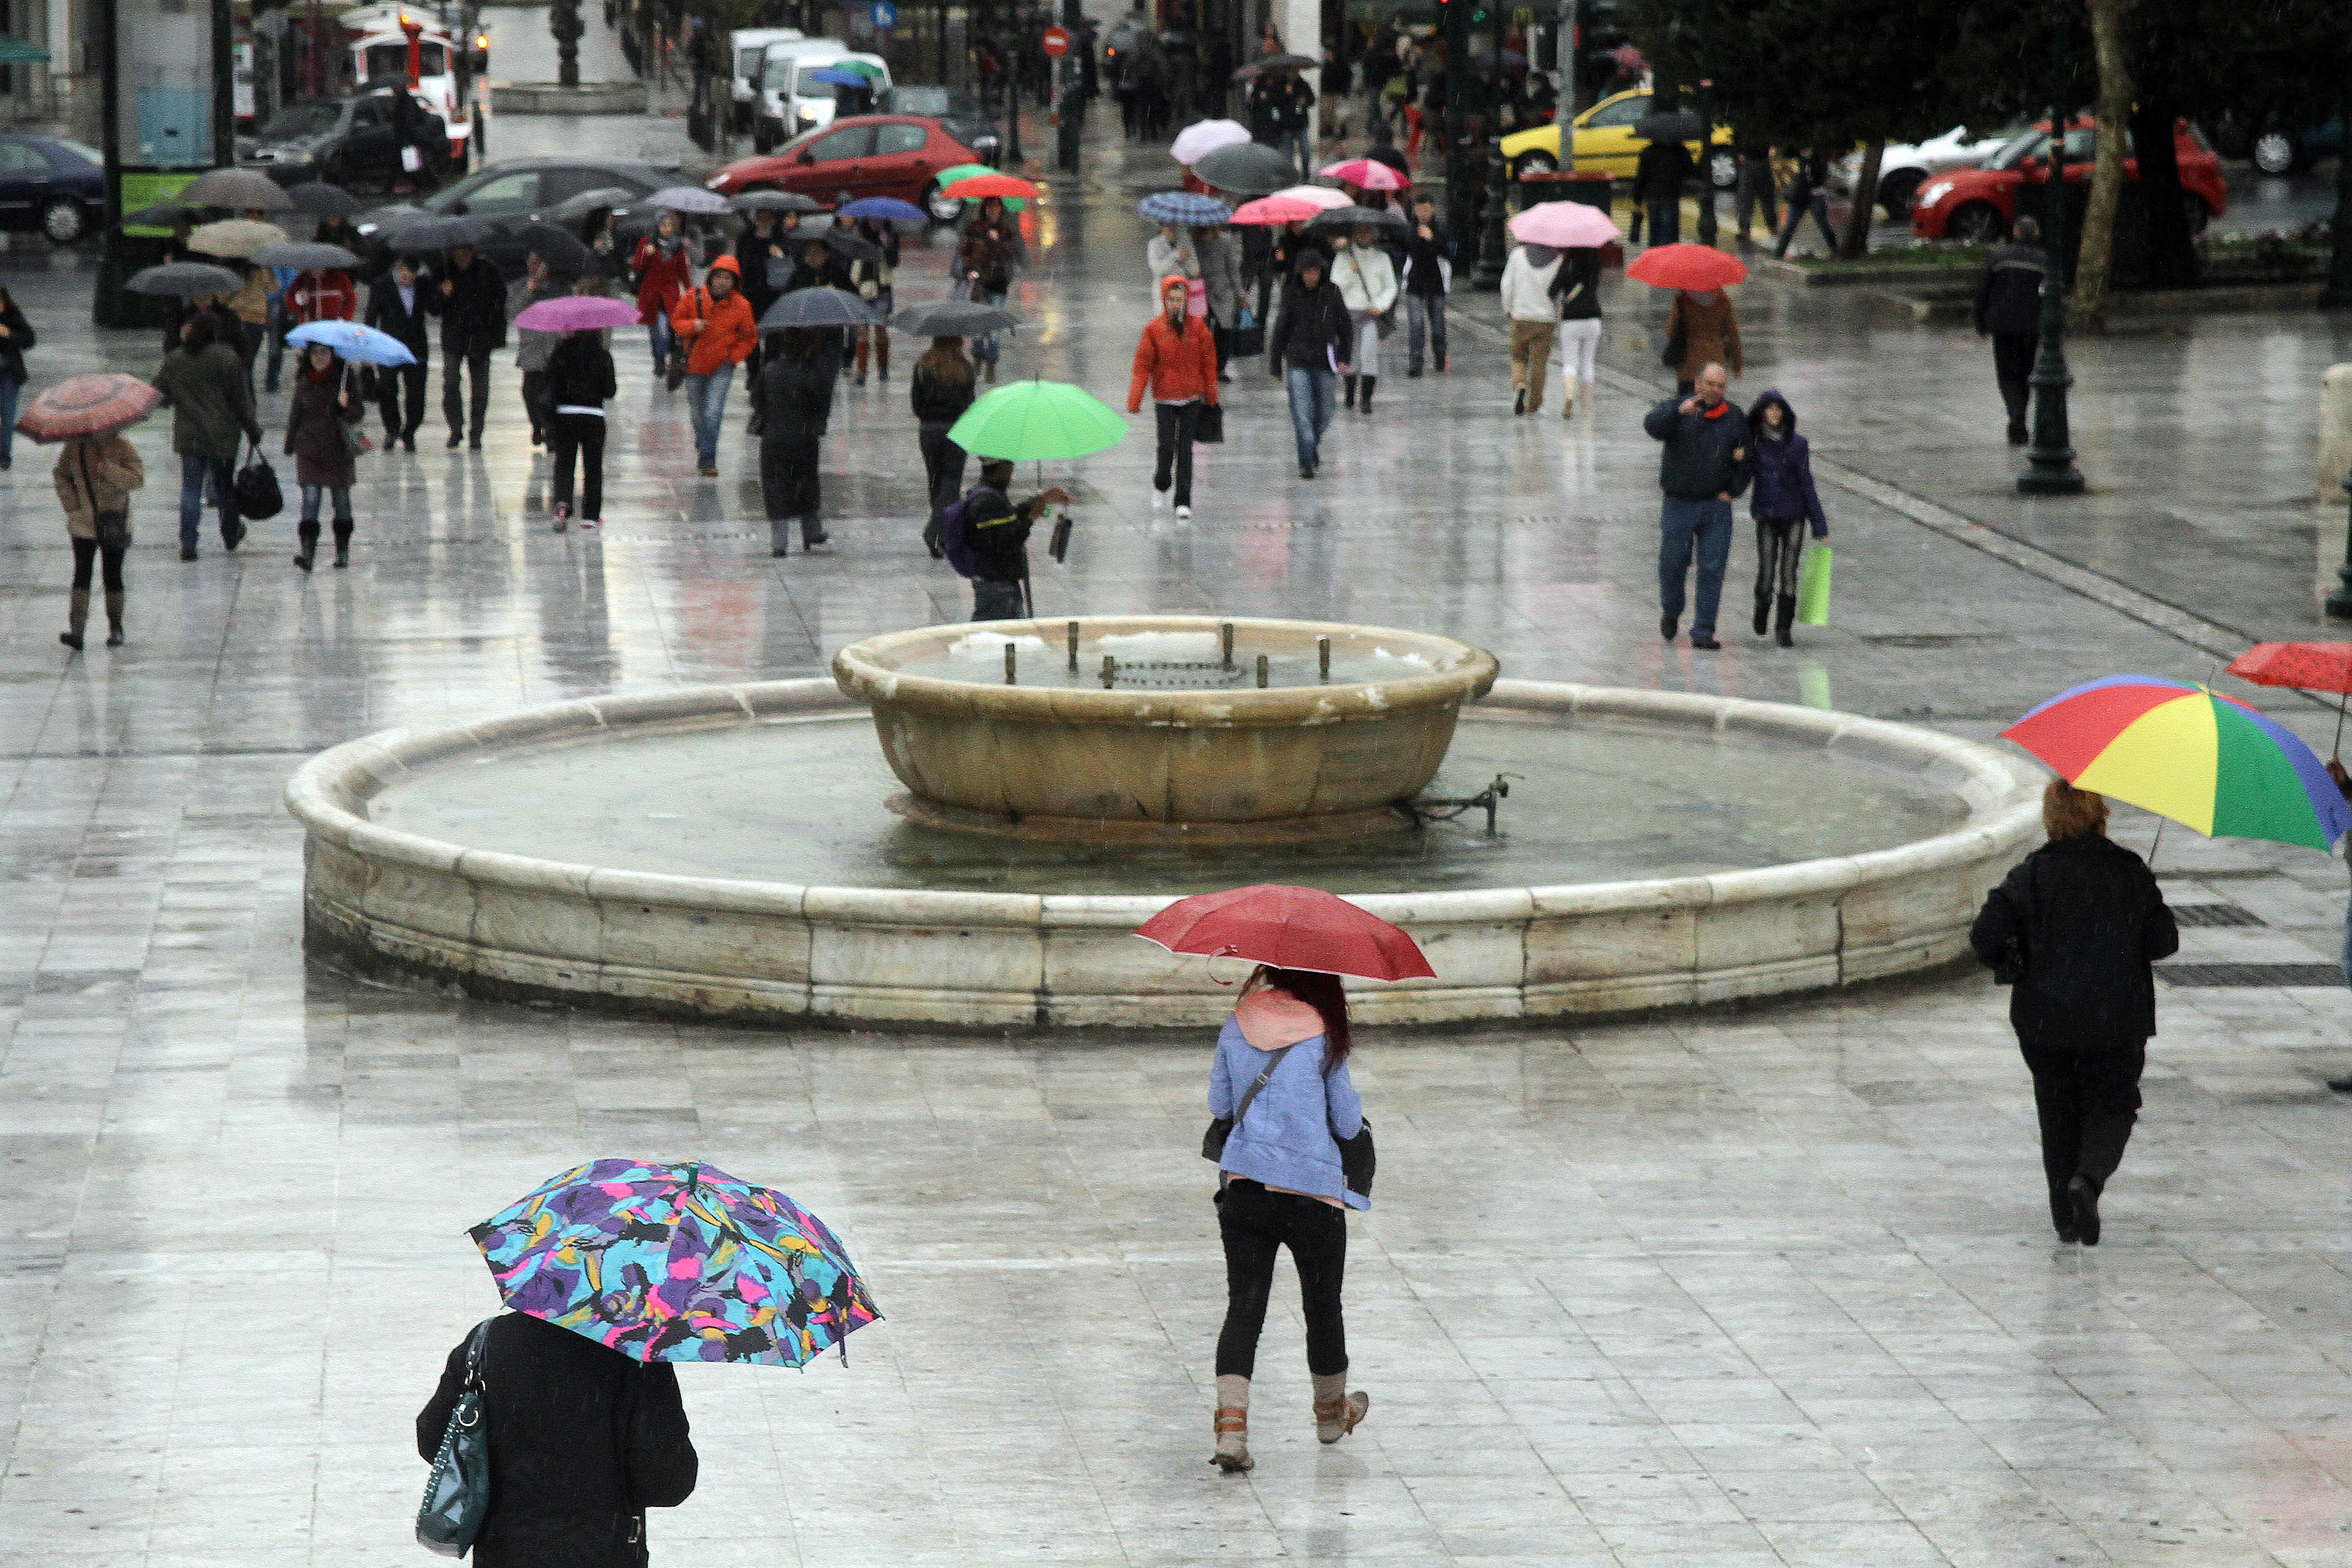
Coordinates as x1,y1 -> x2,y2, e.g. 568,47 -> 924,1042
830,615 -> 1502,842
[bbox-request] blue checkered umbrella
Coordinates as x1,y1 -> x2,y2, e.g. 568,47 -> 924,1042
1138,191 -> 1234,226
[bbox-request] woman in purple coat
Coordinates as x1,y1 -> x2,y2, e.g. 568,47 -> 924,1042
1746,388 -> 1827,646
283,341 -> 363,571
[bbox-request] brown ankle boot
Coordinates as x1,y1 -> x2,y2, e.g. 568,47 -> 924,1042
1311,1372 -> 1369,1444
1211,1374 -> 1253,1472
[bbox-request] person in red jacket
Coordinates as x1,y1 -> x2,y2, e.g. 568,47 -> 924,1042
1127,274 -> 1220,518
286,268 -> 356,325
669,254 -> 758,477
633,210 -> 693,377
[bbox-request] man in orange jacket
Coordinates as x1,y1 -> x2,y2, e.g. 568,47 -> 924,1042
1127,274 -> 1219,518
671,253 -> 759,476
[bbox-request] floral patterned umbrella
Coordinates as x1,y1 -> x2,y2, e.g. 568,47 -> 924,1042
471,1158 -> 880,1368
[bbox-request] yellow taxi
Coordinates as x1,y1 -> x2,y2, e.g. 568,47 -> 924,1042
1499,88 -> 1737,189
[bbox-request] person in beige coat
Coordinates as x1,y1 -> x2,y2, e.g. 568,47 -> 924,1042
54,432 -> 145,649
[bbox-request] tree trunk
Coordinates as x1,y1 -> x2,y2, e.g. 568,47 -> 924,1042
1837,138 -> 1883,260
2075,0 -> 2132,325
2132,100 -> 2197,289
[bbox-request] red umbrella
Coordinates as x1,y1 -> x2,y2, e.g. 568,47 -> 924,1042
1624,243 -> 1749,291
1135,884 -> 1436,982
2228,641 -> 2352,754
16,372 -> 162,443
1229,194 -> 1326,226
1320,157 -> 1408,191
942,173 -> 1041,202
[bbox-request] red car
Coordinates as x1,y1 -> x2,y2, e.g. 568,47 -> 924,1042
705,115 -> 978,220
1910,117 -> 2227,244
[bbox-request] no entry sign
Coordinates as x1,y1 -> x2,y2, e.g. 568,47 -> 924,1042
1042,24 -> 1070,56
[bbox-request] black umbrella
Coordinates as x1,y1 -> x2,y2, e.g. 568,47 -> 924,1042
730,189 -> 826,214
178,167 -> 294,212
125,261 -> 245,296
1234,52 -> 1317,78
505,220 -> 593,274
1634,110 -> 1705,144
1365,145 -> 1410,179
546,187 -> 639,225
381,212 -> 497,251
285,183 -> 362,218
123,202 -> 197,228
1191,140 -> 1294,195
888,297 -> 1024,337
1308,204 -> 1407,230
251,241 -> 363,271
760,288 -> 880,330
771,229 -> 878,270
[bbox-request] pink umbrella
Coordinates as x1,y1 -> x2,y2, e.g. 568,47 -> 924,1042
1271,184 -> 1352,210
1508,202 -> 1621,248
1320,157 -> 1409,192
16,373 -> 161,443
515,295 -> 644,332
1229,194 -> 1326,226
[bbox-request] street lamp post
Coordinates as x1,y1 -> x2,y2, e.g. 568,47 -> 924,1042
2017,0 -> 2086,497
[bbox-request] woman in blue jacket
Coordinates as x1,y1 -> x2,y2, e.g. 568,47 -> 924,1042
1206,965 -> 1370,1472
1747,388 -> 1828,646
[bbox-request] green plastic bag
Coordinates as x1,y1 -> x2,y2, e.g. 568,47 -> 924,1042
1797,544 -> 1833,626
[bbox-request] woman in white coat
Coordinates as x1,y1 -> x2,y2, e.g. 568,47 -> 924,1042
1329,224 -> 1397,414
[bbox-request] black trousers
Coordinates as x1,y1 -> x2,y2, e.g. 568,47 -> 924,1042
918,423 -> 966,543
760,430 -> 821,520
378,361 -> 426,441
442,348 -> 491,441
1154,401 -> 1200,507
70,534 -> 125,591
1992,331 -> 2037,428
2021,1040 -> 2144,1230
520,368 -> 552,443
1215,1178 -> 1348,1378
550,412 -> 606,520
1755,516 -> 1806,601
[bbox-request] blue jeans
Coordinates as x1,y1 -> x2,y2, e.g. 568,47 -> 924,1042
1280,127 -> 1311,180
1284,367 -> 1336,469
264,296 -> 288,390
0,374 -> 19,465
975,289 -> 1007,364
1405,294 -> 1445,373
684,364 -> 735,465
649,311 -> 673,372
299,483 -> 353,524
178,452 -> 240,550
1658,497 -> 1735,639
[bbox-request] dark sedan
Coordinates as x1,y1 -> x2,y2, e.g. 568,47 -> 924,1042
0,134 -> 104,244
355,157 -> 674,279
239,93 -> 415,192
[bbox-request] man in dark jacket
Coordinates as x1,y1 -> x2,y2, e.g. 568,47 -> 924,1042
1267,251 -> 1352,479
1970,780 -> 2179,1245
1772,147 -> 1839,258
1248,66 -> 1316,179
758,329 -> 837,556
364,257 -> 431,451
426,242 -> 506,449
1643,362 -> 1749,649
963,456 -> 1071,619
418,1312 -> 697,1568
1976,214 -> 2047,445
1632,136 -> 1693,248
1400,192 -> 1450,376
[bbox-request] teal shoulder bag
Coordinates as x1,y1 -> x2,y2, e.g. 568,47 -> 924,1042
416,1318 -> 495,1557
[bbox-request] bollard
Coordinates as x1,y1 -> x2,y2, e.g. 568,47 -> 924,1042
1005,643 -> 1017,683
1067,620 -> 1079,671
1101,655 -> 1117,688
1220,621 -> 1234,668
1256,654 -> 1269,688
1318,636 -> 1330,680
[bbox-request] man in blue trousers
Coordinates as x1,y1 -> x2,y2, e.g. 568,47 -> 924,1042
1644,361 -> 1750,651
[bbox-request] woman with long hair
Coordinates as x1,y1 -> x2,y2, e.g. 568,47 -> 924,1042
282,341 -> 363,571
852,215 -> 900,385
910,335 -> 976,557
1205,965 -> 1370,1473
546,324 -> 617,532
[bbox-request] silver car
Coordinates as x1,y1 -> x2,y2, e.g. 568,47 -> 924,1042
1830,123 -> 2018,219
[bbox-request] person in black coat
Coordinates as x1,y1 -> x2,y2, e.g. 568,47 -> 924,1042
1970,780 -> 2179,1246
545,328 -> 617,530
425,242 -> 507,449
759,327 -> 837,556
0,283 -> 35,471
1975,214 -> 2049,446
417,1312 -> 697,1568
1266,250 -> 1353,479
780,237 -> 858,380
1632,137 -> 1693,249
910,335 -> 977,556
364,257 -> 432,451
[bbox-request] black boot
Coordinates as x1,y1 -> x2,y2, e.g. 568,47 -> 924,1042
1753,591 -> 1771,637
104,589 -> 125,646
333,520 -> 353,570
1343,374 -> 1358,409
802,515 -> 828,547
293,522 -> 319,573
1359,375 -> 1376,414
1775,593 -> 1797,647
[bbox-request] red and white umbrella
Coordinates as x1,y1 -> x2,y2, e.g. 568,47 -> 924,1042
1135,884 -> 1435,982
1320,157 -> 1409,192
16,373 -> 161,443
1270,183 -> 1352,211
1229,194 -> 1328,226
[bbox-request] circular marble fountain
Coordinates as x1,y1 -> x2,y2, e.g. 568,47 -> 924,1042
285,630 -> 2043,1030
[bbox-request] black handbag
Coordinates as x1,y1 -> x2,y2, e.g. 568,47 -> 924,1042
234,445 -> 284,520
1202,1045 -> 1291,1162
1335,1115 -> 1375,1199
1988,862 -> 2037,986
415,1318 -> 495,1557
1195,403 -> 1224,444
93,510 -> 130,550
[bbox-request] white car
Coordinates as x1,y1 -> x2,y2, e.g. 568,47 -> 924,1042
751,37 -> 846,151
1830,123 -> 2017,218
730,27 -> 803,133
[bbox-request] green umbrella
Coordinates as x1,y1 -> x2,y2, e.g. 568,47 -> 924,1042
0,35 -> 50,63
936,162 -> 1026,212
949,380 -> 1126,462
836,58 -> 886,80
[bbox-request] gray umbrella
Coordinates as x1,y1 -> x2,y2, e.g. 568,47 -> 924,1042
651,185 -> 732,215
1308,204 -> 1408,230
252,241 -> 362,271
123,202 -> 197,228
1234,52 -> 1317,77
380,212 -> 497,251
1634,110 -> 1705,144
546,187 -> 638,225
730,189 -> 826,214
503,220 -> 594,274
888,297 -> 1024,337
285,183 -> 362,218
759,288 -> 880,330
178,167 -> 295,211
125,261 -> 245,296
1191,140 -> 1294,195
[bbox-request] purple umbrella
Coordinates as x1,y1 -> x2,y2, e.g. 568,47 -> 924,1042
514,295 -> 644,332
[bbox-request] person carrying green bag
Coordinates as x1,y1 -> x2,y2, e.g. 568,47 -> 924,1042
1745,388 -> 1828,647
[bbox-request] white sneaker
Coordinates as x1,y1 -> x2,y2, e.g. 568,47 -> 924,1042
1175,505 -> 1192,521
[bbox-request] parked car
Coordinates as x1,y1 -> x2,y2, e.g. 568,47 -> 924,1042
0,133 -> 102,244
708,116 -> 979,219
880,84 -> 998,167
355,156 -> 673,278
239,92 -> 418,192
730,26 -> 804,132
1498,88 -> 1736,189
1829,123 -> 2018,219
2212,113 -> 2344,175
749,37 -> 848,152
1910,118 -> 2227,244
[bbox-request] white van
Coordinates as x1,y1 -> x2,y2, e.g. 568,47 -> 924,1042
729,27 -> 803,132
775,52 -> 892,141
752,37 -> 846,151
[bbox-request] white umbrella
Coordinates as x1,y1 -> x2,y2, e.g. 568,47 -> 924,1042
1271,184 -> 1352,211
1170,119 -> 1251,165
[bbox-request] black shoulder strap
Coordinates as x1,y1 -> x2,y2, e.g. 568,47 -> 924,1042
1230,1044 -> 1293,1129
462,1315 -> 497,1393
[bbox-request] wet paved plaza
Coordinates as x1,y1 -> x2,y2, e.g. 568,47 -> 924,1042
7,56 -> 2352,1566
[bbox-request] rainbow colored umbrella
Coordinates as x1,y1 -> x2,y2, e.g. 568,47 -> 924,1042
2002,675 -> 2352,851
